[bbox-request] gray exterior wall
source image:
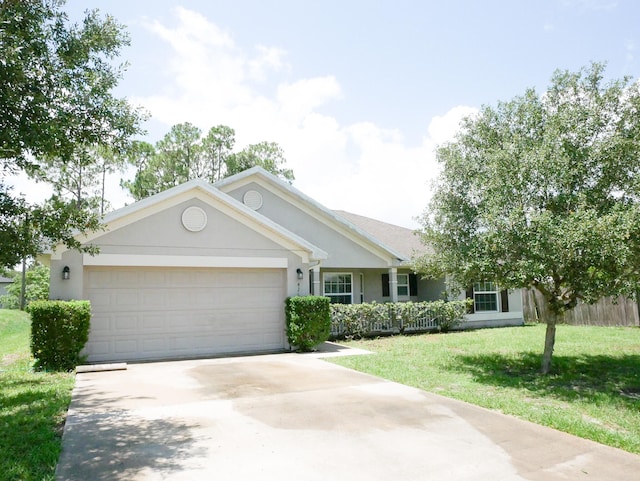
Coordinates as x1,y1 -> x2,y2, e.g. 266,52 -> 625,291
315,268 -> 447,304
224,182 -> 394,268
92,199 -> 291,257
50,198 -> 310,301
456,288 -> 524,327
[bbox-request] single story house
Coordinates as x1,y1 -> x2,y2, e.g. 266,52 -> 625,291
45,167 -> 523,363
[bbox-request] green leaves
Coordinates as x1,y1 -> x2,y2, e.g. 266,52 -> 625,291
123,123 -> 294,200
0,0 -> 143,266
417,62 -> 640,314
0,0 -> 143,165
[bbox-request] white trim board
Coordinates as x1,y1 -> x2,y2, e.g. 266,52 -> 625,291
82,254 -> 288,269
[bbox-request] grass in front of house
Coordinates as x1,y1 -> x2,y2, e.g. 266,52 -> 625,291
0,309 -> 75,481
330,324 -> 640,454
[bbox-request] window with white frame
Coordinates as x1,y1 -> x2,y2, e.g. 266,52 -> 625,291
473,281 -> 499,312
324,273 -> 353,304
397,273 -> 409,296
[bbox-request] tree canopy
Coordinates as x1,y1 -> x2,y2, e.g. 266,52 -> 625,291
415,63 -> 640,374
0,0 -> 144,268
1,0 -> 142,171
123,123 -> 294,201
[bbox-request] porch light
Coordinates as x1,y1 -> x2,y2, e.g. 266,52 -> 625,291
296,268 -> 304,280
62,266 -> 70,280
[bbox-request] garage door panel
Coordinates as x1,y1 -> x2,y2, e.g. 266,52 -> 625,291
90,312 -> 112,332
115,313 -> 140,331
141,290 -> 167,307
83,267 -> 286,362
114,270 -> 142,287
114,339 -> 138,354
142,314 -> 165,329
86,270 -> 112,289
140,338 -> 166,353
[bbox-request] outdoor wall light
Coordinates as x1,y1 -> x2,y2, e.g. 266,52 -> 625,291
62,266 -> 70,280
296,268 -> 304,280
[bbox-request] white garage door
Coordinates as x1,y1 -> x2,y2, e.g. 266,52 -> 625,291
83,266 -> 286,362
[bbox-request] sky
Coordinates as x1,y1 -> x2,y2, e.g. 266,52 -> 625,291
8,0 -> 640,228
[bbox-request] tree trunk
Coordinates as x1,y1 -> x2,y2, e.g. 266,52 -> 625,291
101,165 -> 106,215
541,310 -> 558,374
19,257 -> 26,311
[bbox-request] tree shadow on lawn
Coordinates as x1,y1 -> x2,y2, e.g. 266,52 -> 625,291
451,351 -> 640,407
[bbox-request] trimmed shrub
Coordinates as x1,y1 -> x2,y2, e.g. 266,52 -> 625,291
285,296 -> 331,352
435,299 -> 472,332
331,302 -> 392,340
330,299 -> 470,338
28,300 -> 91,371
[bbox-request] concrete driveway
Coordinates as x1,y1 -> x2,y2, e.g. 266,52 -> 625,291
56,344 -> 640,481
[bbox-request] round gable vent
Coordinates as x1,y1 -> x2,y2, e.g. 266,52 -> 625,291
181,206 -> 207,232
243,190 -> 263,210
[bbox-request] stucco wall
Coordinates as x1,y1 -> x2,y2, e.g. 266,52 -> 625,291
455,288 -> 525,326
313,268 -> 446,304
95,199 -> 289,257
50,198 -> 310,301
224,182 -> 393,268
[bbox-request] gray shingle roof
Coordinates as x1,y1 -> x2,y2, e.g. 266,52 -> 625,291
333,210 -> 431,260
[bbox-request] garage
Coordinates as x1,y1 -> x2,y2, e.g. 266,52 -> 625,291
83,266 -> 287,362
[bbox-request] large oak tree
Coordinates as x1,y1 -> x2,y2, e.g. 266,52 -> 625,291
415,63 -> 640,374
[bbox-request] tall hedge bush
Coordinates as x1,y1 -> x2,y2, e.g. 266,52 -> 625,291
285,296 -> 331,352
28,300 -> 91,371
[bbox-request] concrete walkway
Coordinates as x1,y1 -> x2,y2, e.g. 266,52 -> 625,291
56,344 -> 640,480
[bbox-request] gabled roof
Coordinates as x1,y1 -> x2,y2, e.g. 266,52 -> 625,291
333,210 -> 430,259
216,167 -> 409,264
51,177 -> 327,262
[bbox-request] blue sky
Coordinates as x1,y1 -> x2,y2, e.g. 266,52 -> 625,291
15,0 -> 640,228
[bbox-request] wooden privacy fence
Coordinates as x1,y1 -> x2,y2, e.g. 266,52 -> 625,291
522,289 -> 640,327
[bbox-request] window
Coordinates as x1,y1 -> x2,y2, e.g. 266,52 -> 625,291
473,281 -> 498,312
324,273 -> 353,304
397,274 -> 409,296
382,273 -> 418,297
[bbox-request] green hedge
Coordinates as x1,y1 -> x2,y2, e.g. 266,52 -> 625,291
28,300 -> 91,371
330,299 -> 470,339
285,296 -> 331,352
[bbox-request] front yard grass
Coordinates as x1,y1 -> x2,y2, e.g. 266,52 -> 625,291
0,309 -> 75,481
330,324 -> 640,454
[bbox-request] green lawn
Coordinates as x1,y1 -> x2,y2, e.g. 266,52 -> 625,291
330,324 -> 640,454
0,310 -> 75,481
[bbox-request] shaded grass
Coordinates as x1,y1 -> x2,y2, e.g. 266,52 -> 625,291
0,310 -> 75,481
330,324 -> 640,454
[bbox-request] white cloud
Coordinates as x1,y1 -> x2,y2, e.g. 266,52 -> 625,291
625,39 -> 636,71
277,76 -> 342,121
427,106 -> 478,146
3,172 -> 52,204
249,45 -> 289,81
132,7 -> 484,228
5,7 -> 475,231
